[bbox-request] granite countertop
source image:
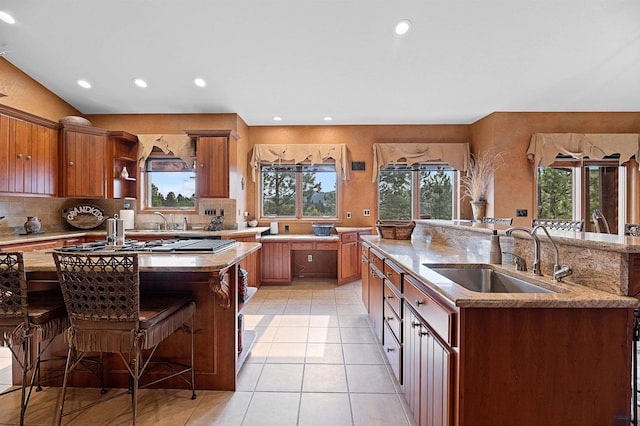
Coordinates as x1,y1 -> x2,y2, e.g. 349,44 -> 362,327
261,234 -> 339,242
21,242 -> 261,273
362,235 -> 639,309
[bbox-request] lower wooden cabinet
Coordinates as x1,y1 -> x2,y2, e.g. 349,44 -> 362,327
224,234 -> 261,287
261,241 -> 291,284
338,229 -> 372,285
368,262 -> 384,342
0,236 -> 84,252
360,243 -> 370,310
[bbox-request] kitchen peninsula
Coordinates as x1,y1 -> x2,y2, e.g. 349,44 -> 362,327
15,241 -> 261,391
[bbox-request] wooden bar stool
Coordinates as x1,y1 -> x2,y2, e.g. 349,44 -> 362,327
52,252 -> 196,425
0,252 -> 70,426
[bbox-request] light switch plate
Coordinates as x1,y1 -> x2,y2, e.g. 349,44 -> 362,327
363,209 -> 371,216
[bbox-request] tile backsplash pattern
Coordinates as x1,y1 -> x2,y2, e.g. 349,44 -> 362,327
0,196 -> 241,236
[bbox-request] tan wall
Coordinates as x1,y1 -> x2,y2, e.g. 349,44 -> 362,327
0,58 -> 80,120
471,112 -> 640,227
247,124 -> 471,234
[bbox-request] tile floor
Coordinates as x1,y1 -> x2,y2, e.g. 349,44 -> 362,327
0,278 -> 416,425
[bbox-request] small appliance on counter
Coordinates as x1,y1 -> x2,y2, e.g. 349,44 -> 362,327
119,203 -> 135,230
270,221 -> 279,234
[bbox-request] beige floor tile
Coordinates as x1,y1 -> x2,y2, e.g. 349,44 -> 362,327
266,342 -> 307,363
283,304 -> 312,314
256,304 -> 286,315
307,327 -> 341,343
255,363 -> 304,392
302,364 -> 348,393
305,343 -> 345,364
298,393 -> 352,426
240,304 -> 262,314
336,304 -> 367,315
308,315 -> 340,328
338,314 -> 371,328
350,393 -> 413,426
340,327 -> 376,344
278,314 -> 311,327
236,363 -> 264,391
342,343 -> 385,365
186,391 -> 252,426
245,342 -> 271,364
310,305 -> 338,315
252,325 -> 278,342
242,392 -> 300,426
243,314 -> 279,328
346,365 -> 397,393
273,327 -> 309,343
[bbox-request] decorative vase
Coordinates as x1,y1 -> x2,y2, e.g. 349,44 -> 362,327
120,167 -> 129,179
470,200 -> 487,222
24,216 -> 42,234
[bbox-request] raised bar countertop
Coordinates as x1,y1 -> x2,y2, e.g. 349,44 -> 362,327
362,233 -> 639,309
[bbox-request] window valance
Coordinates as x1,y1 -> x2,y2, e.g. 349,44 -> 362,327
250,144 -> 349,182
526,133 -> 640,168
137,134 -> 195,168
372,142 -> 470,182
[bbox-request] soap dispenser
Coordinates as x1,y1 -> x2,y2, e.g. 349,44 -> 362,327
489,230 -> 502,264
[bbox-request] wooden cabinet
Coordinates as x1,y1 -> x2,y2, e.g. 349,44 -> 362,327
60,124 -> 108,198
337,229 -> 372,285
0,236 -> 84,253
368,259 -> 384,342
108,131 -> 138,199
404,305 -> 453,426
186,130 -> 238,199
360,241 -> 371,310
224,234 -> 262,288
261,241 -> 291,284
0,105 -> 58,196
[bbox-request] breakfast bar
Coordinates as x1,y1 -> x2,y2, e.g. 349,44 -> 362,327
17,242 -> 261,391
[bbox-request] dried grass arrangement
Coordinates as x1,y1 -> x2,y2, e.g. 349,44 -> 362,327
460,150 -> 505,201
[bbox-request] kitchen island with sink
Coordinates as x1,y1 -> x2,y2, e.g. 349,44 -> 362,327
16,241 -> 261,391
361,222 -> 638,426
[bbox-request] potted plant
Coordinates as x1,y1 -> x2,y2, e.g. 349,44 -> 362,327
460,150 -> 505,221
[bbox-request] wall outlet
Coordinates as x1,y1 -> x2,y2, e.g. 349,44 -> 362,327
346,212 -> 351,219
284,225 -> 290,232
363,209 -> 371,216
516,209 -> 528,217
307,254 -> 313,262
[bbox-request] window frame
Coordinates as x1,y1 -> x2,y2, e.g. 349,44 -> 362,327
258,161 -> 340,221
139,153 -> 198,213
377,162 -> 460,221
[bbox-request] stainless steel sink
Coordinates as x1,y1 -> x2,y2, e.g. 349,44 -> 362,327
425,265 -> 555,294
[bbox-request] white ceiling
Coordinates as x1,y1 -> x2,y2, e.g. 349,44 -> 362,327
1,0 -> 639,126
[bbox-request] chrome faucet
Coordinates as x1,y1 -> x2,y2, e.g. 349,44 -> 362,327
153,211 -> 168,230
505,225 -> 573,282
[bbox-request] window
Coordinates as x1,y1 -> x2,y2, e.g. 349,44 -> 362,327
378,163 -> 458,220
260,163 -> 338,219
536,157 -> 622,232
144,157 -> 196,210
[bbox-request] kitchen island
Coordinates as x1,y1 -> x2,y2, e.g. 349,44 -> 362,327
17,242 -> 261,391
361,222 -> 639,426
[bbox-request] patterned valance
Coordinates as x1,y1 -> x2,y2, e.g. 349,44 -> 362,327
250,144 -> 349,182
372,142 -> 470,182
137,134 -> 195,168
526,133 -> 640,168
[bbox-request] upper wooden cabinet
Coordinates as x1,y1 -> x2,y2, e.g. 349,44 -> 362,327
0,105 -> 58,196
60,124 -> 109,198
185,130 -> 238,199
108,131 -> 138,199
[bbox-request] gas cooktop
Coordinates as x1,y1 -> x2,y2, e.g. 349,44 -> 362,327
54,238 -> 237,254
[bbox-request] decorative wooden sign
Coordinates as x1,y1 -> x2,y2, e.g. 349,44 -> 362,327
63,204 -> 106,229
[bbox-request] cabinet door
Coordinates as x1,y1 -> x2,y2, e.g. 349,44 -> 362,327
361,254 -> 370,310
403,307 -> 422,420
338,240 -> 359,284
196,136 -> 229,198
61,127 -> 107,198
368,263 -> 384,342
261,241 -> 291,284
421,329 -> 453,426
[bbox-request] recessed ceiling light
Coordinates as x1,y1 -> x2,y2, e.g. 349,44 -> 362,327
0,11 -> 16,25
394,19 -> 411,36
194,78 -> 206,87
77,80 -> 91,89
273,116 -> 282,121
323,116 -> 333,121
134,79 -> 148,88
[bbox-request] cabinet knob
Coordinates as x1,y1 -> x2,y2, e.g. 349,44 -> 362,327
17,153 -> 23,158
415,299 -> 425,306
386,295 -> 393,299
411,321 -> 421,328
420,330 -> 429,337
200,163 -> 205,168
386,316 -> 394,321
26,155 -> 31,160
386,272 -> 393,277
386,347 -> 395,352
69,161 -> 74,166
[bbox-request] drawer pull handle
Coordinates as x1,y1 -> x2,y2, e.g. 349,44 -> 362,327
411,321 -> 421,328
420,330 -> 429,337
386,347 -> 395,352
69,161 -> 74,166
415,299 -> 425,306
386,295 -> 393,299
386,316 -> 394,321
386,272 -> 393,277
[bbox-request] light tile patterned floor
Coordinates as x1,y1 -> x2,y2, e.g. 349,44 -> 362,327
0,278 -> 415,425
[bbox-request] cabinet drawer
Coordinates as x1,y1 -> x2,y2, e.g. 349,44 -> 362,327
383,321 -> 402,384
340,232 -> 358,243
404,275 -> 457,347
384,299 -> 402,341
369,248 -> 384,270
383,281 -> 402,318
383,259 -> 403,293
315,241 -> 338,250
290,242 -> 314,250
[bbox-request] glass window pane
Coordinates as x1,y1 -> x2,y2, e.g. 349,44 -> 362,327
585,165 -> 618,233
536,167 -> 573,219
146,158 -> 196,209
302,168 -> 337,217
419,170 -> 454,220
378,170 -> 412,220
262,169 -> 297,217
